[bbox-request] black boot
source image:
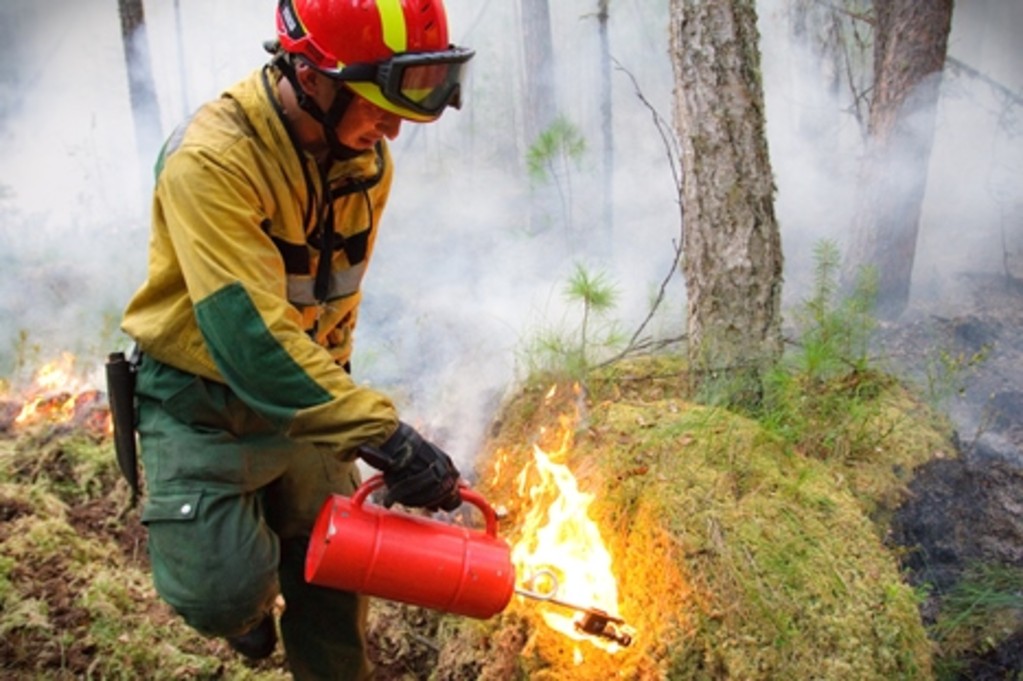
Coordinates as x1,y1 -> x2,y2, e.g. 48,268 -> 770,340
226,612 -> 277,660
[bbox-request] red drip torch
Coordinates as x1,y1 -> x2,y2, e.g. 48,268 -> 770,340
305,475 -> 514,619
305,476 -> 634,646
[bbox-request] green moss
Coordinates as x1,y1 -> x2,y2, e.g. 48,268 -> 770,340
0,428 -> 290,680
0,595 -> 51,637
474,352 -> 946,679
604,401 -> 928,679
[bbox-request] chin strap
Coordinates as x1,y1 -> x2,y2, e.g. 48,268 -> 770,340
269,47 -> 361,162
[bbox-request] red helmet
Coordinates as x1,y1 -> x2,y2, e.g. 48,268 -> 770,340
276,0 -> 474,121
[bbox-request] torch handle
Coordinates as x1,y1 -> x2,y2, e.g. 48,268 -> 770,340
351,474 -> 499,537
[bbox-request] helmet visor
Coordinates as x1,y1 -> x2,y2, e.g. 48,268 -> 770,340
333,46 -> 475,119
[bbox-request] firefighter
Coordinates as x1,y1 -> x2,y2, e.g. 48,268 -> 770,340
118,0 -> 474,678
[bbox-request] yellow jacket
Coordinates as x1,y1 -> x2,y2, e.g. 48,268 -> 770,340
122,66 -> 398,451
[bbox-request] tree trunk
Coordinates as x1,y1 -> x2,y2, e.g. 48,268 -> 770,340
596,0 -> 614,260
173,0 -> 191,118
0,0 -> 30,127
787,0 -> 873,134
118,0 -> 163,184
519,0 -> 559,238
519,0 -> 557,147
843,0 -> 954,318
670,0 -> 784,405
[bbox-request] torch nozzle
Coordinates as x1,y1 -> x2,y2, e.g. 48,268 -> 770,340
515,570 -> 635,647
575,608 -> 634,647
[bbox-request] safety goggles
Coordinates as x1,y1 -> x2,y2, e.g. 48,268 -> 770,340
329,46 -> 475,118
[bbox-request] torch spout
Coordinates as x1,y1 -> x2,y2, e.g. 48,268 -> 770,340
514,570 -> 634,647
574,608 -> 634,648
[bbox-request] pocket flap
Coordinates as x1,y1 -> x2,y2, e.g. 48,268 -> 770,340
141,492 -> 203,523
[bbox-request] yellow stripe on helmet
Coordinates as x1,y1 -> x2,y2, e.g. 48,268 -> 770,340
376,0 -> 408,53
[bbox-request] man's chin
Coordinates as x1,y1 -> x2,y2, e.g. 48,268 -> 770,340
347,136 -> 380,150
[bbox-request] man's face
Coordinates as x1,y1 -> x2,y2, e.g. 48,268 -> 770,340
298,66 -> 404,156
333,87 -> 403,151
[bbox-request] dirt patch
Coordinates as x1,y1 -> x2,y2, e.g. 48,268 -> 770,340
366,602 -> 445,679
363,572 -> 531,680
0,494 -> 32,525
964,630 -> 1023,681
66,497 -> 149,568
2,553 -> 96,673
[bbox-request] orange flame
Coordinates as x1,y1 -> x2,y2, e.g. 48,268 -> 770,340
7,353 -> 111,435
509,388 -> 623,658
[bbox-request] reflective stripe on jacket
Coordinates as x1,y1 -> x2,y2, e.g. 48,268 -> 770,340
122,66 -> 398,451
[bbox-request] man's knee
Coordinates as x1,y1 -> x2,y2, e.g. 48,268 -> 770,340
151,541 -> 279,637
142,490 -> 280,638
172,585 -> 277,638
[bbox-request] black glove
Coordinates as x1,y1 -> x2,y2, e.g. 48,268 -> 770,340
358,421 -> 462,511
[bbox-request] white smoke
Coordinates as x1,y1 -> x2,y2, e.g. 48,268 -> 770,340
757,0 -> 1023,312
1,0 -> 1020,467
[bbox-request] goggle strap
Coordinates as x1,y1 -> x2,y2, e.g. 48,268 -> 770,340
276,54 -> 359,160
334,63 -> 378,83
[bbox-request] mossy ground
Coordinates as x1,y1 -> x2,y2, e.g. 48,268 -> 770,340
0,352 -> 966,679
0,431 -> 290,680
431,354 -> 951,680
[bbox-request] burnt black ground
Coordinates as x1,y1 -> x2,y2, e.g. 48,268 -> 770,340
881,273 -> 1023,678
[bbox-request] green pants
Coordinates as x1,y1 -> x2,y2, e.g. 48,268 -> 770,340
136,355 -> 371,680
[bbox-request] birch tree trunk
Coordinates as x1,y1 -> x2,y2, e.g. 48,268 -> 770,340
519,0 -> 559,237
596,0 -> 614,259
520,0 -> 557,146
118,0 -> 162,183
670,0 -> 784,405
0,0 -> 30,127
173,0 -> 191,118
843,0 -> 954,318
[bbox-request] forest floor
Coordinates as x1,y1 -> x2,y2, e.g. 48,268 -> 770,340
0,273 -> 1021,679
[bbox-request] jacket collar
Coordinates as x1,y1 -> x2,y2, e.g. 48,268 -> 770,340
228,65 -> 386,185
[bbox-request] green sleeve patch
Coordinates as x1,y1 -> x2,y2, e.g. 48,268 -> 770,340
194,282 -> 332,424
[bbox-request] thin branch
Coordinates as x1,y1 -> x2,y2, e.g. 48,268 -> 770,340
817,1 -> 874,26
614,59 -> 684,195
818,1 -> 1023,108
596,61 -> 686,368
830,8 -> 868,131
946,57 -> 1023,108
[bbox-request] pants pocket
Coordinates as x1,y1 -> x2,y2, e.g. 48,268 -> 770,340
142,489 -> 280,637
